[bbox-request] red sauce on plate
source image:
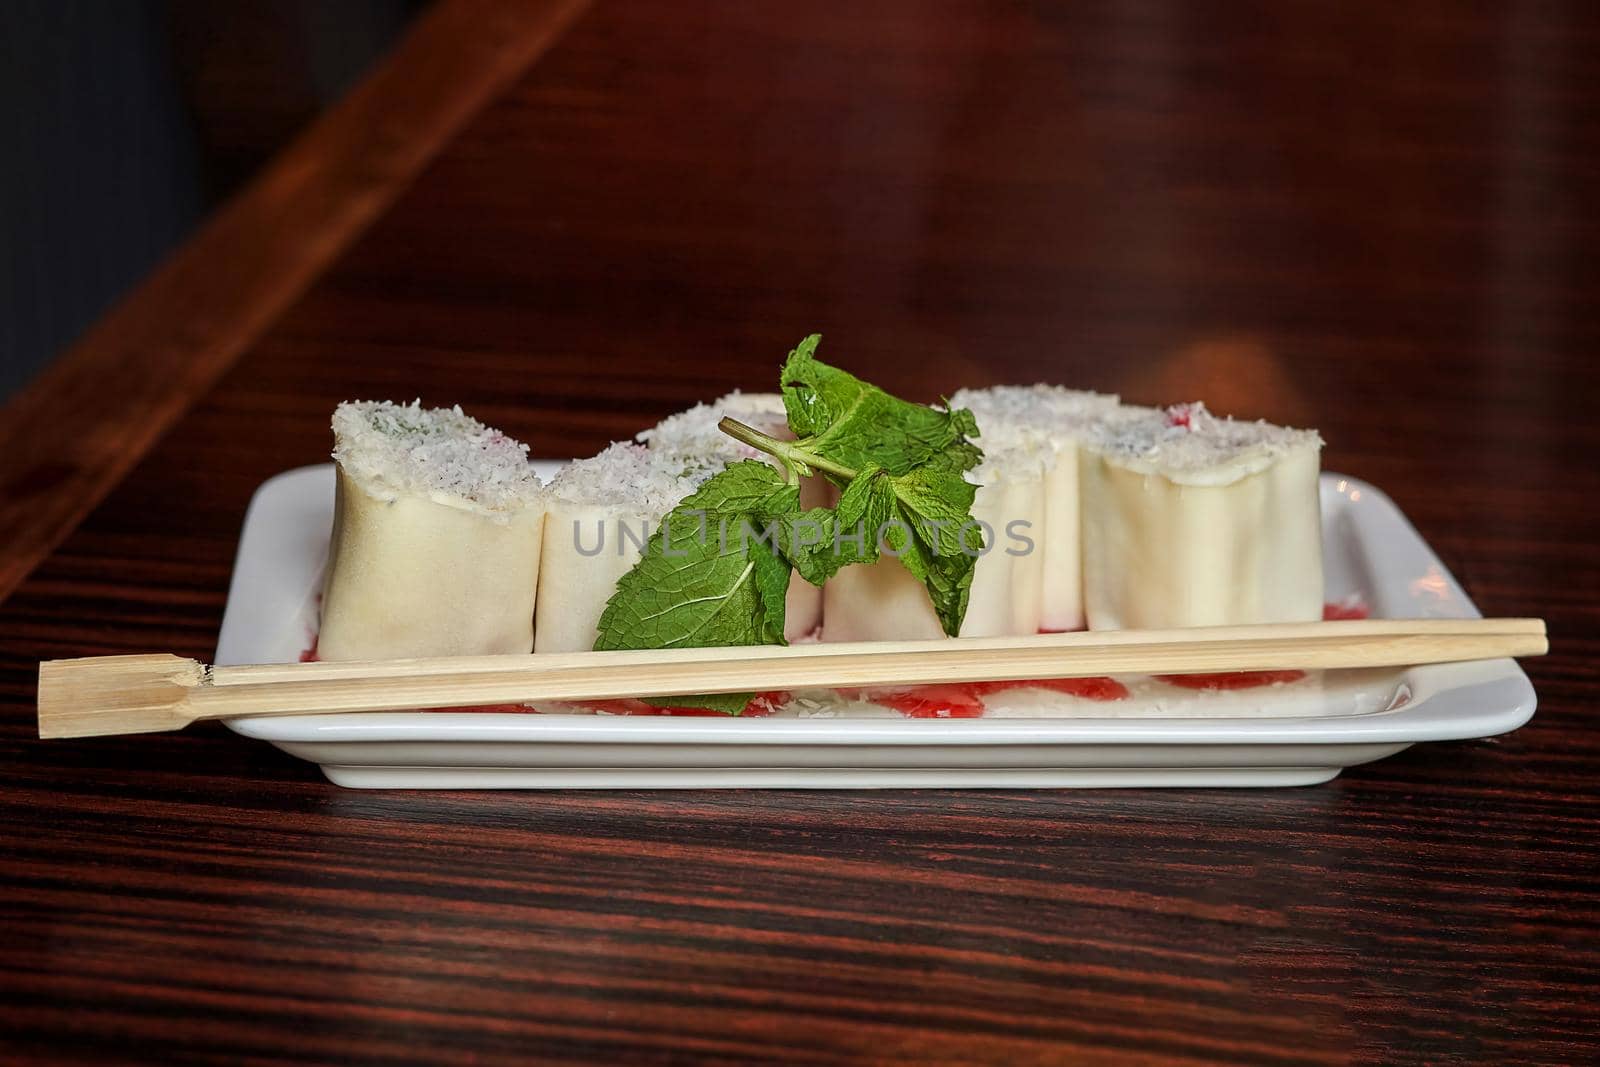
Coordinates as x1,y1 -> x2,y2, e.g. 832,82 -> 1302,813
971,676 -> 1131,701
1156,669 -> 1307,691
868,685 -> 986,718
861,675 -> 1130,718
1323,598 -> 1370,621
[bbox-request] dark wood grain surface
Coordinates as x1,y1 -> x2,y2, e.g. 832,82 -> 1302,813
3,1 -> 1597,1062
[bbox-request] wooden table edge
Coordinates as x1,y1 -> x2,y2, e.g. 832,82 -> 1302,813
0,0 -> 592,607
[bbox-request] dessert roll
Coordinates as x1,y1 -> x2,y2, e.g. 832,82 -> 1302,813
1079,402 -> 1324,630
950,386 -> 1120,632
820,441 -> 1049,641
640,391 -> 825,639
319,401 -> 546,661
535,443 -> 701,653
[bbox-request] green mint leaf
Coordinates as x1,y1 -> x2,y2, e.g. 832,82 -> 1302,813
594,461 -> 799,713
774,336 -> 984,635
875,451 -> 983,636
784,467 -> 893,585
788,460 -> 982,636
780,335 -> 982,477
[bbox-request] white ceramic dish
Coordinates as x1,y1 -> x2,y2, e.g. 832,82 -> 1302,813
216,464 -> 1535,789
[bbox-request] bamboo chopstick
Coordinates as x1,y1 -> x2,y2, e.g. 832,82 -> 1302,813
36,617 -> 1547,739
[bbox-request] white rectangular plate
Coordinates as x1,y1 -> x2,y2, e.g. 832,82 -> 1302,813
216,465 -> 1535,788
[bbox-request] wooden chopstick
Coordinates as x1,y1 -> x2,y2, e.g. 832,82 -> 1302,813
36,617 -> 1547,739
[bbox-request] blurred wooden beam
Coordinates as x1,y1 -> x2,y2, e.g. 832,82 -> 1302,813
0,0 -> 591,605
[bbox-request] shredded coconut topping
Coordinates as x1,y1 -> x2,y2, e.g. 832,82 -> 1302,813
637,391 -> 793,481
1084,402 -> 1323,485
547,441 -> 706,515
950,384 -> 1120,468
331,400 -> 542,512
637,391 -> 789,463
952,385 -> 1119,443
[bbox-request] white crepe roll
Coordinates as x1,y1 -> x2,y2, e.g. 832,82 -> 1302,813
639,391 -> 825,640
819,442 -> 1049,641
319,401 -> 546,660
1079,402 -> 1324,630
951,386 -> 1120,632
535,443 -> 701,653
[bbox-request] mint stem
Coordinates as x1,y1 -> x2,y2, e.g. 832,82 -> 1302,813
718,417 -> 859,482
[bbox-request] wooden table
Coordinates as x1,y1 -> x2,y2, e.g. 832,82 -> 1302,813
3,1 -> 1596,1061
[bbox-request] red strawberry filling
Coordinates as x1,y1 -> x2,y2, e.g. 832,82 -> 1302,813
859,675 -> 1131,717
1322,598 -> 1370,620
1156,670 -> 1307,691
867,685 -> 987,718
970,676 -> 1130,701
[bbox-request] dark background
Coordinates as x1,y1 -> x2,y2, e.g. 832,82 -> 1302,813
0,0 -> 425,399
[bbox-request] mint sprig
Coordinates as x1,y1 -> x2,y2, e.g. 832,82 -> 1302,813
779,334 -> 982,476
594,461 -> 797,713
593,336 -> 984,713
715,420 -> 982,634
